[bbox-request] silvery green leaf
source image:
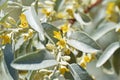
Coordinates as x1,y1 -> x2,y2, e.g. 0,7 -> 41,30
4,6 -> 22,21
0,13 -> 9,22
115,23 -> 120,32
54,0 -> 65,11
21,0 -> 35,6
69,31 -> 101,50
112,48 -> 120,75
74,12 -> 91,25
3,44 -> 18,80
102,60 -> 114,74
0,54 -> 13,80
11,49 -> 58,70
64,71 -> 74,80
97,30 -> 118,49
91,22 -> 116,40
42,23 -> 59,43
24,6 -> 45,41
96,42 -> 120,67
15,37 -> 24,51
0,0 -> 8,10
67,39 -> 100,53
68,63 -> 93,80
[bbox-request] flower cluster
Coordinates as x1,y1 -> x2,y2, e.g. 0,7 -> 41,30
53,23 -> 69,49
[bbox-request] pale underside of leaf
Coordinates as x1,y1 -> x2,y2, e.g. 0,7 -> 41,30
54,0 -> 65,11
68,63 -> 93,80
96,42 -> 120,67
42,23 -> 59,43
11,49 -> 58,70
67,39 -> 100,53
74,12 -> 91,25
92,22 -> 116,40
69,31 -> 101,50
11,60 -> 58,70
24,6 -> 45,41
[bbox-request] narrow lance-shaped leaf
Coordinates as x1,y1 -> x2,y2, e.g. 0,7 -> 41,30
96,42 -> 120,67
0,13 -> 9,23
42,23 -> 59,43
54,0 -> 65,12
91,22 -> 116,40
112,48 -> 120,75
102,60 -> 114,74
0,0 -> 8,10
0,53 -> 13,80
68,63 -> 93,80
74,11 -> 91,25
5,5 -> 22,21
69,31 -> 101,50
24,6 -> 45,41
21,0 -> 34,6
67,39 -> 100,53
3,44 -> 18,80
15,37 -> 24,51
11,49 -> 58,70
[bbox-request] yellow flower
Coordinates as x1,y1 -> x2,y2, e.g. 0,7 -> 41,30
64,48 -> 71,55
80,61 -> 86,69
0,34 -> 11,45
59,66 -> 69,75
23,29 -> 33,41
90,52 -> 96,61
41,8 -> 51,17
53,31 -> 62,40
66,9 -> 74,18
57,39 -> 66,49
106,2 -> 115,15
19,13 -> 29,28
83,54 -> 91,63
60,23 -> 69,33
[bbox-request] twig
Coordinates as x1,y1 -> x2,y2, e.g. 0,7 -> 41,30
84,0 -> 102,13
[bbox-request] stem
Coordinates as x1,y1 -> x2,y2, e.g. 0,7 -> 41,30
49,51 -> 62,79
84,0 -> 103,13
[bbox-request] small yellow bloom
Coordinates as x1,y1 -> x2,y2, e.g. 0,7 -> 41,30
60,23 -> 69,33
19,13 -> 29,28
41,8 -> 51,16
84,55 -> 91,63
90,53 -> 96,61
53,31 -> 62,40
59,66 -> 69,75
0,34 -> 11,45
106,2 -> 115,15
23,29 -> 33,41
23,34 -> 29,41
57,39 -> 66,49
80,61 -> 86,69
66,9 -> 74,18
64,48 -> 71,55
